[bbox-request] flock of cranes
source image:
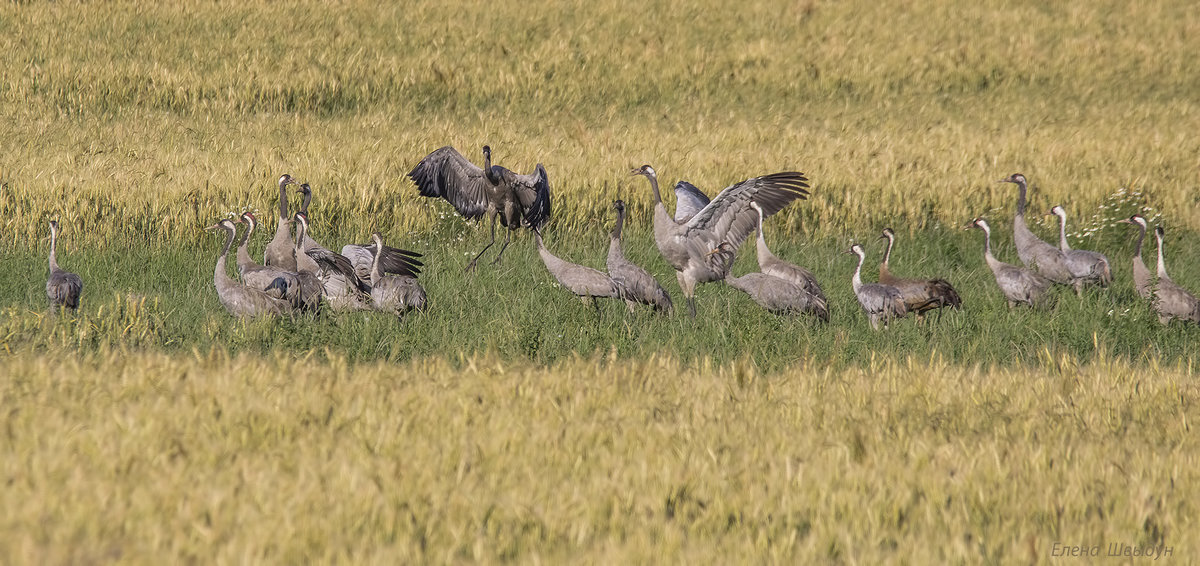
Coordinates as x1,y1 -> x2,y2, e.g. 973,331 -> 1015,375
39,145 -> 1200,329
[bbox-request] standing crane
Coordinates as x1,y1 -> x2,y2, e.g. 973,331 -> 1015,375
46,220 -> 83,311
264,174 -> 298,271
968,218 -> 1053,309
846,243 -> 906,329
1151,225 -> 1200,325
204,218 -> 291,318
368,232 -> 427,316
630,164 -> 810,317
1047,205 -> 1112,294
535,229 -> 620,309
750,201 -> 827,311
877,227 -> 961,318
236,212 -> 301,304
290,213 -> 326,312
1117,215 -> 1153,299
607,200 -> 673,313
998,173 -> 1073,285
408,145 -> 551,271
725,272 -> 829,320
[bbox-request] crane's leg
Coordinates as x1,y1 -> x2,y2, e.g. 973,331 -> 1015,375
490,228 -> 513,265
491,202 -> 517,265
466,214 -> 499,272
677,273 -> 697,318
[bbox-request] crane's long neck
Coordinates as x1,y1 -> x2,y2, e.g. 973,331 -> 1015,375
300,191 -> 311,216
754,207 -> 770,257
1015,179 -> 1027,217
979,226 -> 997,264
278,182 -> 289,221
216,228 -> 235,284
1156,232 -> 1168,280
1055,212 -> 1070,250
647,173 -> 663,206
48,224 -> 60,272
851,253 -> 864,292
370,240 -> 384,283
612,207 -> 625,242
882,235 -> 894,268
1132,223 -> 1146,258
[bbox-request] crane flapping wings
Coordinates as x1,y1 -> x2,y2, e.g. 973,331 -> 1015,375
682,171 -> 810,252
407,146 -> 490,220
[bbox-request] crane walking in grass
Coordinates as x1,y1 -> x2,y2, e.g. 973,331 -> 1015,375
46,220 -> 83,312
750,201 -> 827,313
1150,225 -> 1200,325
725,271 -> 830,320
998,173 -> 1073,286
968,217 -> 1053,309
846,243 -> 906,329
607,200 -> 673,314
1117,215 -> 1153,300
408,145 -> 551,271
630,164 -> 810,317
877,227 -> 961,319
1047,205 -> 1111,294
536,229 -> 620,310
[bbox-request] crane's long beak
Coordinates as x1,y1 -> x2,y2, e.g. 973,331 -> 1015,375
203,223 -> 221,231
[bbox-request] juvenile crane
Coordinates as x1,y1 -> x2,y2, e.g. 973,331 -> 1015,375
725,272 -> 829,320
750,201 -> 827,311
264,174 -> 299,271
205,218 -> 291,318
998,173 -> 1073,285
878,227 -> 961,318
607,200 -> 673,313
1048,205 -> 1112,294
968,218 -> 1053,309
1117,214 -> 1153,299
536,230 -> 620,308
236,212 -> 301,304
368,232 -> 427,316
1151,226 -> 1200,325
46,220 -> 83,311
846,243 -> 906,329
630,164 -> 810,317
408,145 -> 551,271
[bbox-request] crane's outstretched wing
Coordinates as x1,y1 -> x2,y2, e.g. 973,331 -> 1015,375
504,163 -> 551,230
408,146 -> 490,220
673,181 -> 711,223
342,243 -> 424,282
683,171 -> 810,252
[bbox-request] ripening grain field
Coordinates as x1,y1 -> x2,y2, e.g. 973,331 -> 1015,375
2,0 -> 1199,563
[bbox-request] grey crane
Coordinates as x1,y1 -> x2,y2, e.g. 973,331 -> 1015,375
264,174 -> 299,271
45,220 -> 83,311
535,229 -> 620,308
236,212 -> 301,304
295,183 -> 420,310
204,218 -> 291,318
1048,205 -> 1112,294
725,272 -> 829,320
877,227 -> 962,318
846,243 -> 906,329
630,164 -> 810,317
968,218 -> 1053,309
368,232 -> 427,316
998,173 -> 1073,285
1117,214 -> 1153,299
750,201 -> 827,312
408,145 -> 551,271
290,213 -> 327,312
607,200 -> 673,313
1150,225 -> 1200,325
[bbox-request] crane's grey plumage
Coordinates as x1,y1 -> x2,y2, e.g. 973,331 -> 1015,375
264,174 -> 298,271
726,272 -> 829,320
1151,226 -> 1200,325
969,218 -> 1053,309
672,181 -> 711,223
999,173 -> 1073,285
290,213 -> 326,312
631,164 -> 810,317
607,200 -> 673,313
536,230 -> 620,306
368,232 -> 427,316
341,241 -> 424,285
46,220 -> 83,311
236,212 -> 301,304
877,227 -> 961,317
750,201 -> 827,315
1048,205 -> 1112,294
408,145 -> 551,271
205,219 -> 291,318
846,244 -> 906,329
1118,215 -> 1153,299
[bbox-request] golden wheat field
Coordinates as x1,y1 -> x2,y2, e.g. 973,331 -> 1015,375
2,0 -> 1200,563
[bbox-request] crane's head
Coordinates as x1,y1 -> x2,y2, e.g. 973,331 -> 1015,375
998,173 -> 1026,185
204,218 -> 236,232
296,183 -> 312,197
967,217 -> 990,234
612,199 -> 625,213
482,145 -> 492,159
1118,214 -> 1147,228
844,243 -> 866,258
278,174 -> 296,188
630,164 -> 656,179
878,227 -> 895,241
749,201 -> 764,215
371,232 -> 384,247
1155,225 -> 1165,239
1048,205 -> 1066,218
239,212 -> 258,230
293,212 -> 308,236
